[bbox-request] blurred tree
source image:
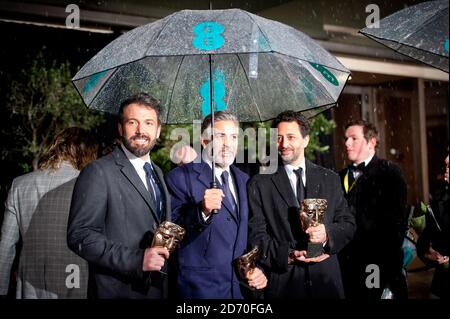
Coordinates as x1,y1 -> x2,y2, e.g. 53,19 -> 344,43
306,113 -> 336,161
2,52 -> 104,172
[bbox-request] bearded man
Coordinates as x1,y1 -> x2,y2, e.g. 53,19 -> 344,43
68,93 -> 172,299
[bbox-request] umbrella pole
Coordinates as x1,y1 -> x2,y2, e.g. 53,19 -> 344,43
209,54 -> 218,215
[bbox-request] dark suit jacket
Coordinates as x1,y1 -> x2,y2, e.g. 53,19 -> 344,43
338,155 -> 407,299
247,160 -> 355,299
67,146 -> 171,299
165,160 -> 249,299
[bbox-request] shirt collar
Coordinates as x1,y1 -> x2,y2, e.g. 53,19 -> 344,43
204,158 -> 231,179
284,161 -> 306,176
354,154 -> 374,168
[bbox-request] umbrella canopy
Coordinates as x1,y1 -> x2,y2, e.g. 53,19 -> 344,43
360,0 -> 449,73
73,9 -> 350,123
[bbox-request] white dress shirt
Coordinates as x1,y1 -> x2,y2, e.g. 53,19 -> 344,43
121,144 -> 152,191
284,162 -> 306,197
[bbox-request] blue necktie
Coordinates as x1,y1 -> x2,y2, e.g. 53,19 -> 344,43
221,171 -> 237,215
144,162 -> 163,219
293,168 -> 305,205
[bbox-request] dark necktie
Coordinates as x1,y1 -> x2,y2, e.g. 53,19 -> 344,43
293,168 -> 305,205
221,171 -> 237,215
144,162 -> 163,219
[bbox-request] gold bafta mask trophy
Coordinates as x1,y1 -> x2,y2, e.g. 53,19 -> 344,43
236,246 -> 260,280
151,221 -> 186,254
300,199 -> 327,258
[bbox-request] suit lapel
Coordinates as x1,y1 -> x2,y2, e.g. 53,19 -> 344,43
305,160 -> 321,199
349,155 -> 377,194
193,161 -> 213,190
153,164 -> 171,222
271,165 -> 298,208
223,166 -> 242,223
113,147 -> 160,223
231,165 -> 247,218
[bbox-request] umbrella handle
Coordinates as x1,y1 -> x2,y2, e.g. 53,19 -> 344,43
211,181 -> 219,214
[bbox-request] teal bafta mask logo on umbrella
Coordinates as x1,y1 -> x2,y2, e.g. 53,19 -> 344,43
193,21 -> 225,51
200,69 -> 227,116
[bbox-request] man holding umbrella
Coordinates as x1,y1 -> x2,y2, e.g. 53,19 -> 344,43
68,93 -> 172,299
165,110 -> 267,299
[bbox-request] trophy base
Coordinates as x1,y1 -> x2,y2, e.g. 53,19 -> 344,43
306,242 -> 324,258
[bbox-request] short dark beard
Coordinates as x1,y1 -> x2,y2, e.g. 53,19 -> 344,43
280,153 -> 295,165
122,134 -> 156,157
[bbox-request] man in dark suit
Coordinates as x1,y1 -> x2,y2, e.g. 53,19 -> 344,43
165,111 -> 267,299
338,120 -> 408,299
248,111 -> 355,299
68,93 -> 172,299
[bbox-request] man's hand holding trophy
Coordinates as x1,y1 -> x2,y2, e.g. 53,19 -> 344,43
142,221 -> 186,273
289,199 -> 330,264
236,246 -> 268,290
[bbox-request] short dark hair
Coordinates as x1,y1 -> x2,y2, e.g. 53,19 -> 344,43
118,93 -> 161,124
272,110 -> 310,137
201,111 -> 239,136
345,120 -> 378,145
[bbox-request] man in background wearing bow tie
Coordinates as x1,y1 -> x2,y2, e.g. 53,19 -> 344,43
338,120 -> 408,299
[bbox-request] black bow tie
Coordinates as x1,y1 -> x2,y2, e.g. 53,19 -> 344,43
348,162 -> 366,172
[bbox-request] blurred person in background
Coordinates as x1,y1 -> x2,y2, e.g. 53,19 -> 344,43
417,153 -> 449,299
0,127 -> 98,298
